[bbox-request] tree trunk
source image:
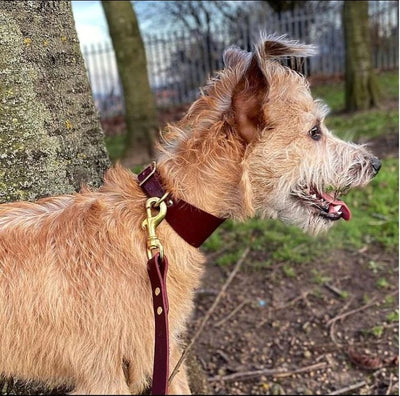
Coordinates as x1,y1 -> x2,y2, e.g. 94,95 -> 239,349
102,1 -> 157,167
0,0 -> 110,393
343,1 -> 380,112
0,0 -> 110,204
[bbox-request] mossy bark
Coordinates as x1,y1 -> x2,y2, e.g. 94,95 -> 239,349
102,1 -> 157,166
343,1 -> 381,112
0,0 -> 110,204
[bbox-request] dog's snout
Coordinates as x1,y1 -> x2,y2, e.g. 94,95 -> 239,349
371,156 -> 382,175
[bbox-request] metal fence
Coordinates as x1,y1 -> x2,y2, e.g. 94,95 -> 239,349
81,1 -> 398,118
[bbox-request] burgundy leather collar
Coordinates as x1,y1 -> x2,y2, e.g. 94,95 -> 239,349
138,163 -> 225,248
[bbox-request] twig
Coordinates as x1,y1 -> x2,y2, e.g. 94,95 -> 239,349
273,291 -> 310,311
208,362 -> 328,383
329,297 -> 354,346
214,299 -> 248,327
386,372 -> 394,395
328,380 -> 367,395
324,283 -> 345,298
327,290 -> 397,326
168,246 -> 251,385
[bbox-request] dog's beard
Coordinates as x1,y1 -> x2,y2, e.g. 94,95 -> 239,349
258,193 -> 338,235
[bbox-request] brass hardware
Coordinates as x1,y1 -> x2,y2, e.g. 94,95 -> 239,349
154,287 -> 161,296
142,197 -> 167,260
154,192 -> 170,208
157,307 -> 163,315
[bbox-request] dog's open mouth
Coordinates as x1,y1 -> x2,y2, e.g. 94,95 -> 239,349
294,186 -> 352,221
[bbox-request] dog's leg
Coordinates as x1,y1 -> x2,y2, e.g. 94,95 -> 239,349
168,344 -> 191,395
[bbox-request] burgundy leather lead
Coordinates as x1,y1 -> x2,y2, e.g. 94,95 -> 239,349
138,163 -> 225,395
147,253 -> 169,395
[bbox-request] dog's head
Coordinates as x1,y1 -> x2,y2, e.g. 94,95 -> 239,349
160,35 -> 381,235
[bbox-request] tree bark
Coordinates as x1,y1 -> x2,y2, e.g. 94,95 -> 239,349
0,0 -> 110,204
0,0 -> 110,393
102,1 -> 157,166
343,1 -> 380,112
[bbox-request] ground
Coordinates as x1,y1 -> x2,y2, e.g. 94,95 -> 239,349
188,243 -> 398,395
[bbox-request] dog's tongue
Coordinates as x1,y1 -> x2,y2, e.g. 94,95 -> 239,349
321,192 -> 352,221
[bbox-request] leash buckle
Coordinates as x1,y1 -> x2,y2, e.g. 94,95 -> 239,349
142,197 -> 167,260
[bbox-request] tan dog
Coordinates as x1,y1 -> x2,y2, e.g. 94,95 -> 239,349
0,35 -> 380,394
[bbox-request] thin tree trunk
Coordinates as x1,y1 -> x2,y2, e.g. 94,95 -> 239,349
0,0 -> 110,204
102,1 -> 157,166
343,1 -> 380,112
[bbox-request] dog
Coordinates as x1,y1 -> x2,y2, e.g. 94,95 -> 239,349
0,35 -> 381,394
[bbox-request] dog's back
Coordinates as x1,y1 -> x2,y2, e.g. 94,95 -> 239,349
0,166 -> 154,393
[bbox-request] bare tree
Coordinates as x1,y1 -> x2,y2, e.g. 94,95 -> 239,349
102,0 -> 158,166
343,1 -> 380,111
135,1 -> 245,34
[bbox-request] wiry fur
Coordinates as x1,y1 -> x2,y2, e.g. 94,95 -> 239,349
0,35 -> 379,394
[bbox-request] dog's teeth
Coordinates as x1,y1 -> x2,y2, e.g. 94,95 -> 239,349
338,211 -> 342,215
333,205 -> 342,212
311,194 -> 317,199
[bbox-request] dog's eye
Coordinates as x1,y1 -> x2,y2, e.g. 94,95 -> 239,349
309,126 -> 321,141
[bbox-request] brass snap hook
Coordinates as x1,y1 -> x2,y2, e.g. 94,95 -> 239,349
142,197 -> 167,260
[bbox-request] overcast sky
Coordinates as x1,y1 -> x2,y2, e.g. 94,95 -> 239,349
71,1 -> 155,47
71,1 -> 110,46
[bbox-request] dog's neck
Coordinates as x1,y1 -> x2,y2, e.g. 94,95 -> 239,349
156,137 -> 254,221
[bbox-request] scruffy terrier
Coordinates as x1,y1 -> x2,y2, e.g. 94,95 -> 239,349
0,35 -> 380,394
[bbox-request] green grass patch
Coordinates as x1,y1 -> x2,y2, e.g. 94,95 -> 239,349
311,70 -> 398,113
326,109 -> 398,142
311,71 -> 398,142
105,135 -> 126,162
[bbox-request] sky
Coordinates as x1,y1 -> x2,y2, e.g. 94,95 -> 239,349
71,1 -> 156,47
71,1 -> 110,46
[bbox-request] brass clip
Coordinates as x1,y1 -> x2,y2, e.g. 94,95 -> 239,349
142,197 -> 167,260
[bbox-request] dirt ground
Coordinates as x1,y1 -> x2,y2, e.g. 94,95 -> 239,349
187,245 -> 398,395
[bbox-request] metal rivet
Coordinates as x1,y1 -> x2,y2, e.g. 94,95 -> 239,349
157,307 -> 163,315
154,287 -> 160,296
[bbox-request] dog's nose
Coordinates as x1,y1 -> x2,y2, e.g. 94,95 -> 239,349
371,156 -> 382,175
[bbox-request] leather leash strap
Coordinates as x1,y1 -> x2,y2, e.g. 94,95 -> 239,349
147,253 -> 169,395
138,164 -> 225,248
138,163 -> 225,395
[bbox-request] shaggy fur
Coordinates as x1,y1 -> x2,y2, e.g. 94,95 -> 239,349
0,35 -> 379,394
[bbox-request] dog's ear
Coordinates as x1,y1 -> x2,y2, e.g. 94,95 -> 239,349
228,53 -> 268,143
255,34 -> 317,78
224,36 -> 317,143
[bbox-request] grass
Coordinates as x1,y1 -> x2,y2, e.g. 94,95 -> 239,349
105,134 -> 126,163
313,71 -> 398,142
312,70 -> 398,112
